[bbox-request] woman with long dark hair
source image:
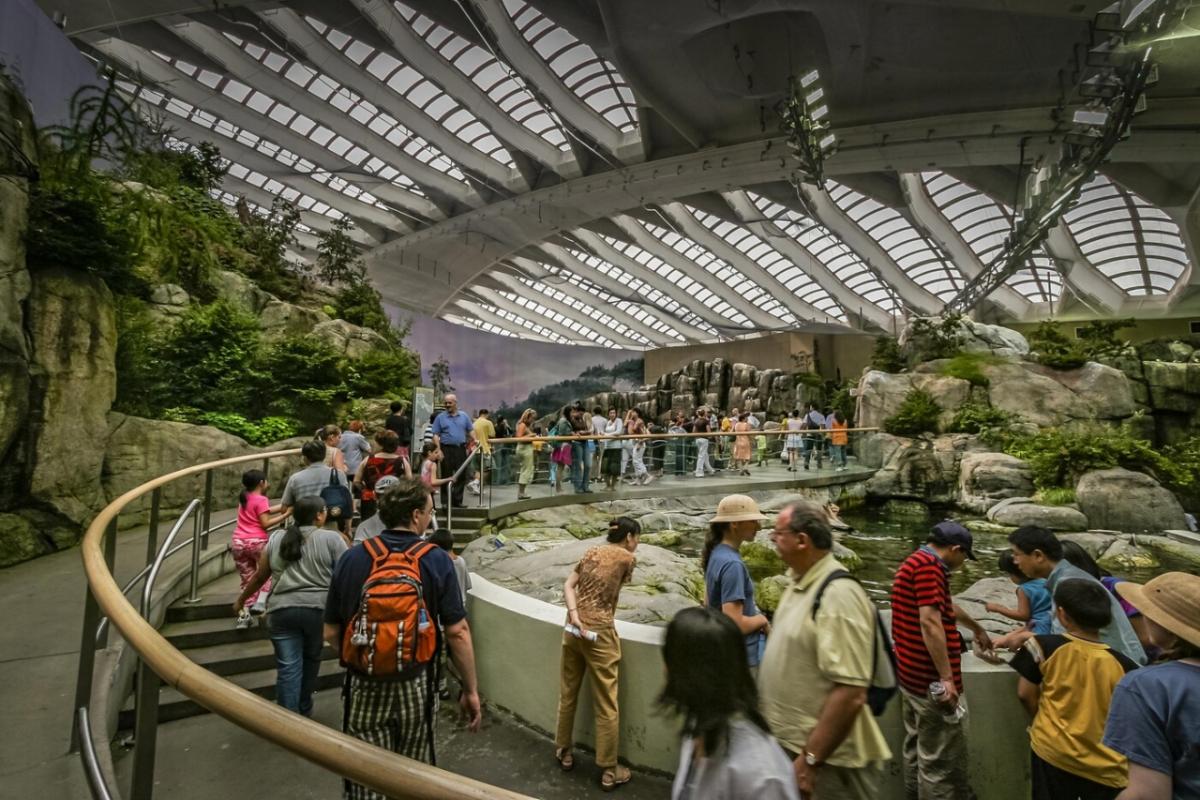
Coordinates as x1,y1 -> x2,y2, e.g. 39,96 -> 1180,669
661,607 -> 798,799
230,469 -> 287,629
234,495 -> 347,716
554,517 -> 640,791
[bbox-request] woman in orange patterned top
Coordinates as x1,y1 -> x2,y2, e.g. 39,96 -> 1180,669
554,516 -> 641,791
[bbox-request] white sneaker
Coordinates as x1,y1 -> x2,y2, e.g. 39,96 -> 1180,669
235,610 -> 253,630
468,480 -> 480,495
642,474 -> 654,485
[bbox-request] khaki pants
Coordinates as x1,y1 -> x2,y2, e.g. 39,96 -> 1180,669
901,689 -> 971,800
555,626 -> 621,768
816,763 -> 883,800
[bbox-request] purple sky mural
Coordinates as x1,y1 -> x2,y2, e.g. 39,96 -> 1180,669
396,311 -> 642,411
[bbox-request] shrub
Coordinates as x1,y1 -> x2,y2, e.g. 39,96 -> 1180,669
906,314 -> 966,362
938,352 -> 1004,386
883,389 -> 942,435
195,412 -> 298,446
1035,488 -> 1077,506
335,280 -> 399,344
871,336 -> 905,373
949,402 -> 1016,434
996,424 -> 1184,491
343,347 -> 419,399
1028,318 -> 1134,370
156,301 -> 264,412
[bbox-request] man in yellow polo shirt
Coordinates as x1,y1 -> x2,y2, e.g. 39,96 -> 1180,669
468,408 -> 495,495
759,499 -> 892,799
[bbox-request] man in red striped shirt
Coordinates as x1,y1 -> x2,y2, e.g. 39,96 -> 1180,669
890,521 -> 992,800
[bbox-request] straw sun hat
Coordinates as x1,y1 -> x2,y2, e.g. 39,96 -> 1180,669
1115,572 -> 1200,648
710,494 -> 768,524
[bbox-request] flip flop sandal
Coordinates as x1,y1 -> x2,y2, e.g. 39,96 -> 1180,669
601,766 -> 632,791
554,747 -> 574,772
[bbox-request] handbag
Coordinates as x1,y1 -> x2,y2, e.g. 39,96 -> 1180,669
320,468 -> 354,521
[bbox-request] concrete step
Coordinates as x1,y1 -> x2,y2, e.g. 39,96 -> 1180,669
119,660 -> 344,727
161,615 -> 269,649
183,637 -> 338,678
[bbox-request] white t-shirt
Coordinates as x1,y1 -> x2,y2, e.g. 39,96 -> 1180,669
591,414 -> 607,435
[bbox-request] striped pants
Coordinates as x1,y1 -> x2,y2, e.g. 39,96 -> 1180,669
343,672 -> 434,800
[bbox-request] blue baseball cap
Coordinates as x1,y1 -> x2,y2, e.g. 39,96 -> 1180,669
930,520 -> 977,560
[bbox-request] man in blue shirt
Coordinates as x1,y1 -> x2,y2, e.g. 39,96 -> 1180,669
703,494 -> 771,672
431,393 -> 475,508
324,478 -> 481,793
803,403 -> 826,470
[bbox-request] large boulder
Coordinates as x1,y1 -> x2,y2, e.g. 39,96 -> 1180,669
955,577 -> 1028,637
26,268 -> 118,525
213,269 -> 272,313
258,299 -> 331,339
958,452 -> 1034,513
145,283 -> 190,323
1075,468 -> 1186,533
866,434 -> 981,503
900,317 -> 1029,359
988,502 -> 1089,531
1142,362 -> 1200,413
856,370 -> 970,432
102,413 -> 306,524
312,319 -> 390,359
1040,362 -> 1137,420
981,361 -> 1092,427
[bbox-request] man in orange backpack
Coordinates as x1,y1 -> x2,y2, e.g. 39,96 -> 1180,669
324,478 -> 481,799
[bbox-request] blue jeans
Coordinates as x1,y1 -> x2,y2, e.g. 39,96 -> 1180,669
267,605 -> 325,717
830,443 -> 847,466
571,440 -> 590,491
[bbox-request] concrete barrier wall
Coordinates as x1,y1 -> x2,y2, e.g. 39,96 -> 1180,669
469,575 -> 1031,798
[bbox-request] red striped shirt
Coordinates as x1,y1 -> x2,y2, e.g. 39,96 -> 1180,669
890,547 -> 962,694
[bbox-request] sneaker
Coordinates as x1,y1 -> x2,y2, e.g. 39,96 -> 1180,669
468,480 -> 481,495
836,466 -> 846,472
642,474 -> 655,485
235,610 -> 253,630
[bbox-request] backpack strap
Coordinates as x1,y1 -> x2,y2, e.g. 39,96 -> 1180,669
810,569 -> 853,620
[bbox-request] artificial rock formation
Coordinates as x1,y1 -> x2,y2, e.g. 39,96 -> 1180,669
1075,468 -> 1186,533
957,452 -> 1035,514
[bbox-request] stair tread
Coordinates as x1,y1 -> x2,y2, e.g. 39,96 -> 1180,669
161,614 -> 268,642
124,660 -> 344,713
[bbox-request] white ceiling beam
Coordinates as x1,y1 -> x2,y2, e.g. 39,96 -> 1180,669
86,33 -> 445,223
723,190 -> 896,331
658,201 -> 825,324
1043,222 -> 1124,313
454,296 -> 585,345
501,257 -> 677,346
256,7 -> 527,195
160,18 -> 486,207
530,243 -> 713,341
451,299 -> 563,343
470,0 -> 630,157
797,183 -> 943,316
610,215 -> 783,331
897,172 -> 1030,317
477,273 -> 649,349
219,174 -> 379,246
348,0 -> 579,179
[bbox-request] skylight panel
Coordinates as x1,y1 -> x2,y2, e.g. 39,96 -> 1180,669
512,277 -> 648,345
530,261 -> 687,342
920,171 -> 1061,304
502,0 -> 638,132
1063,174 -> 1188,297
498,291 -> 615,346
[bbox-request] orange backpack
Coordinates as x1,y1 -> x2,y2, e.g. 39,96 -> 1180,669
342,537 -> 439,678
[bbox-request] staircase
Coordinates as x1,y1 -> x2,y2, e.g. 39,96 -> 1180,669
446,504 -> 489,552
118,571 -> 342,727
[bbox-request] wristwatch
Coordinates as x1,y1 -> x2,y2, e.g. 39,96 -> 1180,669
804,751 -> 822,767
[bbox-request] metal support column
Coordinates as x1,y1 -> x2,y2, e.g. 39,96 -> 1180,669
144,489 -> 161,564
69,518 -> 117,752
185,511 -> 203,604
200,470 -> 213,550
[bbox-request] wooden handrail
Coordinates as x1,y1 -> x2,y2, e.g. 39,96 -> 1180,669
487,426 -> 879,445
80,448 -> 534,800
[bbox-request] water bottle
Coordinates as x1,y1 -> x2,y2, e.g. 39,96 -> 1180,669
928,681 -> 965,723
564,624 -> 598,642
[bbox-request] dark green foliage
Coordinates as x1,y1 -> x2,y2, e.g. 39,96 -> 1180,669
906,314 -> 966,363
157,301 -> 264,411
342,347 -> 419,399
316,217 -> 364,286
938,352 -> 1005,387
828,380 -> 857,424
793,371 -> 824,390
1028,318 -> 1135,370
335,280 -> 399,345
112,296 -> 164,417
235,197 -> 306,302
124,141 -> 226,194
882,389 -> 942,435
949,402 -> 1016,434
870,336 -> 906,373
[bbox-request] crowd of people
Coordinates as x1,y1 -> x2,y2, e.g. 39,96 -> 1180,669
221,395 -> 1197,800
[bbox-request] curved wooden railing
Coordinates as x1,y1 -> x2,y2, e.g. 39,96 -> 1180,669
78,449 -> 533,800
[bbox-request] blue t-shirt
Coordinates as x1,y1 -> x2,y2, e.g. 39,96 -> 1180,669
1048,560 -> 1147,665
324,531 -> 466,673
1019,578 -> 1053,635
1104,660 -> 1200,797
432,411 -> 473,446
705,543 -> 765,667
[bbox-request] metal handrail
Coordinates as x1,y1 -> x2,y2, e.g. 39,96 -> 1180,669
76,707 -> 115,800
141,499 -> 202,615
445,447 -> 481,534
78,448 -> 533,800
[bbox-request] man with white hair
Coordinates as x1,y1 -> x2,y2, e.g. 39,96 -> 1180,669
431,394 -> 474,508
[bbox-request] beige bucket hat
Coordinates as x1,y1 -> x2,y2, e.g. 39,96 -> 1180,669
1116,572 -> 1200,648
710,494 -> 767,524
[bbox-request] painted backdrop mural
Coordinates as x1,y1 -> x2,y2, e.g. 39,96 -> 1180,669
400,313 -> 643,415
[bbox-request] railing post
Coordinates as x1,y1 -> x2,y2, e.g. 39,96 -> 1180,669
185,510 -> 203,604
145,488 -> 161,565
200,470 -> 214,550
262,456 -> 271,482
70,517 -> 117,752
131,561 -> 163,800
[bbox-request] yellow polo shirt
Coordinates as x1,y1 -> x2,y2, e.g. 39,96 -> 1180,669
473,417 -> 495,455
758,553 -> 892,769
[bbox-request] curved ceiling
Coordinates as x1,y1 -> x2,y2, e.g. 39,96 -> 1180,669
48,0 -> 1200,347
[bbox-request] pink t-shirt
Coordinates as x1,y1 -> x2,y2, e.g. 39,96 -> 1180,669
420,459 -> 437,489
234,493 -> 270,540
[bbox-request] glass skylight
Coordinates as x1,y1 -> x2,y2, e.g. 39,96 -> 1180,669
688,207 -> 844,322
747,193 -> 903,314
458,299 -> 572,343
510,276 -> 646,345
501,0 -> 638,132
920,171 -> 1060,303
827,181 -> 965,301
494,288 -> 619,347
394,1 -> 571,150
1063,174 -> 1188,296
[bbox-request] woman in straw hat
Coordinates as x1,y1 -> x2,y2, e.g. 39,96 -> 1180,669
1102,572 -> 1200,800
702,495 -> 772,675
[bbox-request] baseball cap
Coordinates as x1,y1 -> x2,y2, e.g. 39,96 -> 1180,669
374,475 -> 401,495
710,494 -> 768,524
930,520 -> 976,560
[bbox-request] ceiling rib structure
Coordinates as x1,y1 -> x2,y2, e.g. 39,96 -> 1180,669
56,0 -> 1200,348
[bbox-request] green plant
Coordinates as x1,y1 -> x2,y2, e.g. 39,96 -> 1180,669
335,280 -> 399,345
343,347 -> 419,399
237,197 -> 306,302
906,314 -> 966,362
883,388 -> 942,435
949,402 -> 1016,434
157,301 -> 264,411
25,180 -> 142,293
997,424 -> 1184,491
195,412 -> 298,445
828,380 -> 857,424
793,371 -> 824,391
870,336 -> 905,373
938,352 -> 1005,387
1028,318 -> 1135,369
316,217 -> 365,286
1034,488 -> 1077,506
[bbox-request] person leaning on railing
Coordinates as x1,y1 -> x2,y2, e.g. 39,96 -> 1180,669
515,408 -> 537,500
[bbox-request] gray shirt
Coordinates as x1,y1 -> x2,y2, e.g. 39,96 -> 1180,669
281,463 -> 349,507
1047,559 -> 1147,665
338,430 -> 372,476
671,717 -> 799,800
265,525 -> 348,611
353,513 -> 386,543
452,555 -> 471,608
